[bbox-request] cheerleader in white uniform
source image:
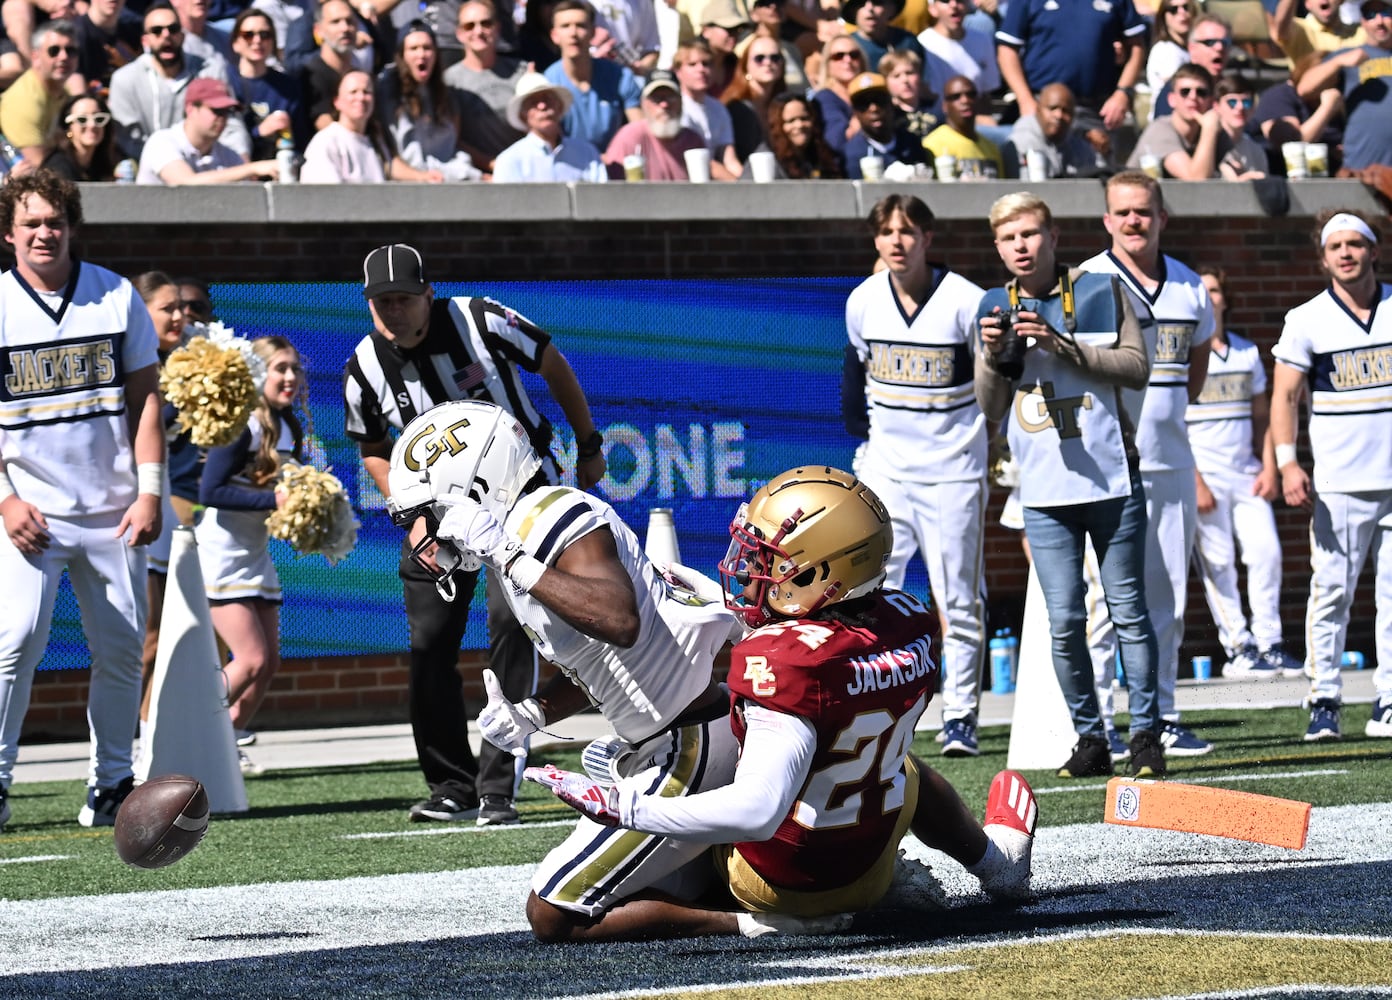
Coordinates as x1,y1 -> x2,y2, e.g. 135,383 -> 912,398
196,337 -> 305,743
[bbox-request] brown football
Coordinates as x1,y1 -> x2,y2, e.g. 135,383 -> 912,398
113,775 -> 210,869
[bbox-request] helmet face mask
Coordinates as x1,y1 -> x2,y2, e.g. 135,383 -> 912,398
386,400 -> 542,600
719,467 -> 892,627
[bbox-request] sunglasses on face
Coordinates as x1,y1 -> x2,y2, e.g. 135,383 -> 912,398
146,22 -> 182,36
1221,95 -> 1253,109
202,105 -> 236,117
1365,7 -> 1392,17
852,94 -> 889,108
1194,36 -> 1229,47
182,299 -> 212,316
238,28 -> 274,40
751,52 -> 784,64
459,17 -> 495,29
66,112 -> 111,126
46,44 -> 78,57
945,89 -> 977,100
1165,4 -> 1190,12
1176,86 -> 1211,98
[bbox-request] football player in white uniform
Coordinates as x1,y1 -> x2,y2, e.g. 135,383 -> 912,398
0,172 -> 164,831
386,400 -> 745,942
843,193 -> 989,757
1271,210 -> 1392,742
1187,265 -> 1297,680
1081,170 -> 1215,757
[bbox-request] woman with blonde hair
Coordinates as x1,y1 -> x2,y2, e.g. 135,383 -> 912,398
811,32 -> 868,153
195,337 -> 307,771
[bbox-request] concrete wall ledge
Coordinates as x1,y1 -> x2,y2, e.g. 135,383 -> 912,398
76,177 -> 1381,226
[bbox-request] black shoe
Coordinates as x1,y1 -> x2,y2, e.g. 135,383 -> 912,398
408,792 -> 480,822
1057,734 -> 1114,778
476,795 -> 519,827
78,775 -> 135,827
1128,729 -> 1167,778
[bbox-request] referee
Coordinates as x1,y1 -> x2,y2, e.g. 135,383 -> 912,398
344,244 -> 606,826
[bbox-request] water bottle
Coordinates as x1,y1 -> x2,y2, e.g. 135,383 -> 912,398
114,158 -> 137,184
989,629 -> 1015,694
275,131 -> 297,184
1003,627 -> 1019,683
0,135 -> 21,176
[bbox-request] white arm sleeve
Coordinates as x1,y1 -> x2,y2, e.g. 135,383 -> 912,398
617,704 -> 817,843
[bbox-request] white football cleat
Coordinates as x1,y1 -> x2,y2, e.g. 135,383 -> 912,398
877,850 -> 948,912
979,769 -> 1037,901
736,910 -> 853,938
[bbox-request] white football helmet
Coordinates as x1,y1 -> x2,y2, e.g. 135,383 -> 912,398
387,400 -> 542,598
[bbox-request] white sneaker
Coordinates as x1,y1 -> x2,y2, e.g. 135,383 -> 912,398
736,910 -> 853,938
978,769 -> 1037,901
238,748 -> 263,776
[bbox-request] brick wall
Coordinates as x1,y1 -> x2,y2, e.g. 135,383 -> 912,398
21,202 -> 1385,738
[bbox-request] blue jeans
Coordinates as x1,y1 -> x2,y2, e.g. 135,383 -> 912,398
1023,472 -> 1160,737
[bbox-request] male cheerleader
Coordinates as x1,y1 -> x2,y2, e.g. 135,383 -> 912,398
1271,210 -> 1392,742
0,171 -> 164,830
1081,171 -> 1215,756
843,193 -> 989,757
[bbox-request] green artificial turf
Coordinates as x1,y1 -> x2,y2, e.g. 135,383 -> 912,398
1,707 -> 1384,902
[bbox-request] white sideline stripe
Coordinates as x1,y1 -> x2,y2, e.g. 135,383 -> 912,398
552,965 -> 972,999
1170,987 -> 1392,999
339,819 -> 577,840
0,854 -> 72,865
1034,768 -> 1348,794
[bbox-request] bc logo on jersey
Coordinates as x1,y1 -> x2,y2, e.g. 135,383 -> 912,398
1014,381 -> 1094,439
2,334 -> 118,399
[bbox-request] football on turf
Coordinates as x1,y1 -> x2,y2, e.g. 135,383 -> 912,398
113,775 -> 209,869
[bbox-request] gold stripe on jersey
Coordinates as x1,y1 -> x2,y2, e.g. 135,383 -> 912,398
0,388 -> 125,424
546,726 -> 707,907
867,381 -> 977,411
1311,390 -> 1392,414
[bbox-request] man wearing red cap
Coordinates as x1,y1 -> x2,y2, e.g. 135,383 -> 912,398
135,77 -> 279,184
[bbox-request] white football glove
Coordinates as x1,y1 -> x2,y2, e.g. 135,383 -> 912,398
436,498 -> 519,572
476,668 -> 541,757
524,764 -> 621,827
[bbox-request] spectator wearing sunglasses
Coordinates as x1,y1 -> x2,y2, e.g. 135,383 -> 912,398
1297,0 -> 1392,172
110,4 -> 252,161
0,21 -> 80,172
1151,14 -> 1233,121
812,33 -> 867,154
924,72 -> 1003,177
229,8 -> 307,159
1146,0 -> 1195,120
1213,72 -> 1267,179
724,33 -> 788,163
1128,63 -> 1224,178
843,70 -> 926,178
918,0 -> 999,121
733,0 -> 809,92
40,93 -> 120,182
135,77 -> 280,183
843,0 -> 924,74
445,0 -> 528,173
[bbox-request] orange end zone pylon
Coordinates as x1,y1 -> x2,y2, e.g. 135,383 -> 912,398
1105,777 -> 1311,850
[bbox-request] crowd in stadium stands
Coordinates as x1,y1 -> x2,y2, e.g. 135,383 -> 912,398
0,0 -> 1383,182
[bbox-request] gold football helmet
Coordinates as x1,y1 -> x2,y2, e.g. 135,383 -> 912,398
720,466 -> 892,627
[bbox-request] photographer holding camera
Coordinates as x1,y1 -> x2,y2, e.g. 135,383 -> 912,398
974,191 -> 1169,781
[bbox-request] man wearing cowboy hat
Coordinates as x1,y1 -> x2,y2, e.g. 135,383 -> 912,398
492,71 -> 609,181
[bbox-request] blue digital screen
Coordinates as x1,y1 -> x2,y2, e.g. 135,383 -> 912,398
40,276 -> 932,668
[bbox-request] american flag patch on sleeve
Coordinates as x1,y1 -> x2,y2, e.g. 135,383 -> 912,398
453,362 -> 485,392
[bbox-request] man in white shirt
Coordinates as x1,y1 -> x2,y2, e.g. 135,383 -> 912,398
918,0 -> 999,108
136,77 -> 279,183
493,72 -> 609,182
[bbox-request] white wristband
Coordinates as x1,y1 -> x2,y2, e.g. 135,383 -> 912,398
1275,444 -> 1298,469
137,462 -> 165,497
0,466 -> 14,501
505,552 -> 547,594
518,697 -> 545,728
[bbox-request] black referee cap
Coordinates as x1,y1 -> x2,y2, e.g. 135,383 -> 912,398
363,244 -> 427,299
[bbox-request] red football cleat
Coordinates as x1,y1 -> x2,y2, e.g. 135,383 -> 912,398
985,769 -> 1038,837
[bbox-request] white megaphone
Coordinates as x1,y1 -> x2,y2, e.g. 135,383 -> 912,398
644,508 -> 682,567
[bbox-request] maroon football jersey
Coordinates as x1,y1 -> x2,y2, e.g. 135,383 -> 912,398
726,591 -> 939,891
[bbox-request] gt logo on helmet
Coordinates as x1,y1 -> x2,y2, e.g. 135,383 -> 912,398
401,417 -> 472,472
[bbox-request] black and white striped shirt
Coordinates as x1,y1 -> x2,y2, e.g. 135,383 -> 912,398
342,295 -> 558,476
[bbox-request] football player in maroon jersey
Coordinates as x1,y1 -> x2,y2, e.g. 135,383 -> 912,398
529,465 -> 1038,940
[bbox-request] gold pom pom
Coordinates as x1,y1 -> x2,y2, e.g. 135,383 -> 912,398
159,337 -> 259,448
267,464 -> 360,565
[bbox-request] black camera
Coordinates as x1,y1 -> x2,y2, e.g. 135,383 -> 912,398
995,306 -> 1026,379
